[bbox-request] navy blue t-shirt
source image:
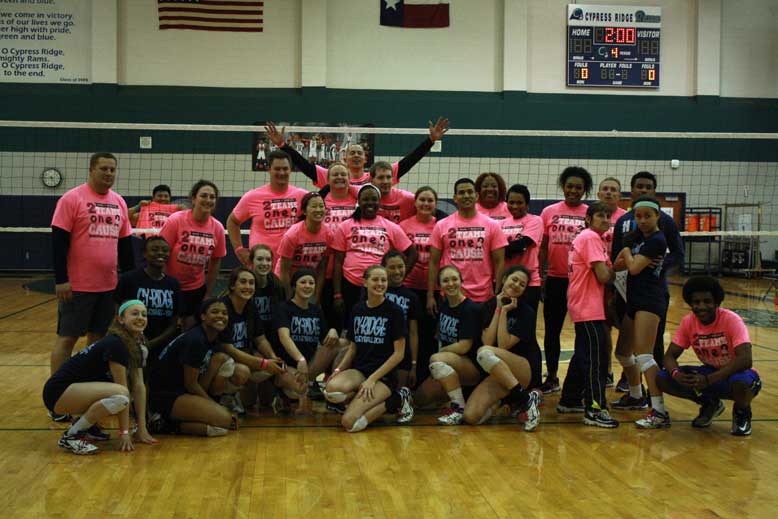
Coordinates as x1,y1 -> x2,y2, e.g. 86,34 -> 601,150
49,335 -> 130,387
437,298 -> 482,362
626,230 -> 667,304
481,297 -> 538,350
219,296 -> 264,351
114,269 -> 181,343
347,299 -> 406,376
384,285 -> 421,343
612,210 -> 684,283
151,325 -> 223,394
272,300 -> 327,364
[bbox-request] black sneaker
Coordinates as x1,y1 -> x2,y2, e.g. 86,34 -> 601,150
611,393 -> 649,410
692,399 -> 725,428
82,424 -> 111,442
556,400 -> 585,413
326,402 -> 346,414
605,372 -> 615,388
48,411 -> 73,423
615,373 -> 629,393
147,412 -> 171,435
731,408 -> 752,436
583,408 -> 619,429
308,382 -> 325,401
539,377 -> 560,394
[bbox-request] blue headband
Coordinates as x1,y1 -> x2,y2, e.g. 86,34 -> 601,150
118,299 -> 145,316
633,200 -> 660,212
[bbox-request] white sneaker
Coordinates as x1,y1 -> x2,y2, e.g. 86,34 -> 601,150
396,387 -> 414,424
523,390 -> 541,432
58,432 -> 98,455
437,405 -> 464,425
220,394 -> 245,415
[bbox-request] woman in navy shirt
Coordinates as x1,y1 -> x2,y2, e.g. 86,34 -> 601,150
43,300 -> 157,455
614,195 -> 670,429
324,265 -> 413,431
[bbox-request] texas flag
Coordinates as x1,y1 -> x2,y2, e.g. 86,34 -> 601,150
380,0 -> 450,28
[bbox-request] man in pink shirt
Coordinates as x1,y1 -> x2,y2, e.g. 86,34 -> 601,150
557,202 -> 618,428
227,150 -> 308,267
656,277 -> 761,436
428,178 -> 507,312
49,152 -> 135,418
370,161 -> 416,223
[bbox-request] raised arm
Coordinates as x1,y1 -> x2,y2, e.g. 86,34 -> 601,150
265,122 -> 319,183
396,117 -> 449,179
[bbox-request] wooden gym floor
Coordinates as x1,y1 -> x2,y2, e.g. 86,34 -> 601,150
0,274 -> 776,519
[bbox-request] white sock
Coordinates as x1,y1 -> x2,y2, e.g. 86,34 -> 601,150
67,415 -> 93,436
206,425 -> 228,437
629,384 -> 643,399
348,415 -> 368,433
447,388 -> 465,409
651,396 -> 666,414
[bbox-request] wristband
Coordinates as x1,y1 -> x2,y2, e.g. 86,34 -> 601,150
119,429 -> 129,436
671,368 -> 681,380
234,246 -> 246,254
333,293 -> 343,299
333,368 -> 341,374
495,307 -> 501,314
297,357 -> 306,364
261,358 -> 268,370
411,361 -> 417,365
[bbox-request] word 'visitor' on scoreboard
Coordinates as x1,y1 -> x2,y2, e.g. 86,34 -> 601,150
567,4 -> 661,88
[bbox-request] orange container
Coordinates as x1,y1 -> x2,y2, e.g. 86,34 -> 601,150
699,215 -> 710,232
710,215 -> 717,230
686,215 -> 699,232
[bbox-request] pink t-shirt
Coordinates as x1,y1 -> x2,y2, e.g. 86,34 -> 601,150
476,201 -> 512,221
231,184 -> 308,255
312,163 -> 399,189
541,201 -> 589,278
323,189 -> 358,232
378,188 -> 416,224
274,220 -> 333,277
51,184 -> 132,292
160,210 -> 227,291
672,308 -> 751,369
602,206 -> 628,256
567,229 -> 610,322
430,212 -> 508,302
399,216 -> 436,290
332,215 -> 412,286
500,213 -> 544,286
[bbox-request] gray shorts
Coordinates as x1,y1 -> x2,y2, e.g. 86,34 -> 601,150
57,290 -> 115,338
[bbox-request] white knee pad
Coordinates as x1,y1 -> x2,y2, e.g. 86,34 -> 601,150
636,353 -> 657,374
429,361 -> 454,380
347,415 -> 368,433
324,391 -> 347,403
217,356 -> 236,378
476,349 -> 501,373
616,354 -> 636,368
249,370 -> 273,383
100,394 -> 129,414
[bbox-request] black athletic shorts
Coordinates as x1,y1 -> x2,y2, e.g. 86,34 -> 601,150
42,378 -> 70,413
149,390 -> 185,421
180,285 -> 207,317
353,366 -> 398,391
626,299 -> 668,319
57,290 -> 114,338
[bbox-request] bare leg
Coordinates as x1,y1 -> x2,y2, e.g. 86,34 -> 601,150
54,382 -> 129,416
341,381 -> 391,431
51,336 -> 78,375
633,311 -> 661,398
617,316 -> 640,388
170,393 -> 232,430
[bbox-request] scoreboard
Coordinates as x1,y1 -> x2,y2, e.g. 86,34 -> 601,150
567,4 -> 661,88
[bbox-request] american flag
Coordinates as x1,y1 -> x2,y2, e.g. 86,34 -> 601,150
158,0 -> 264,32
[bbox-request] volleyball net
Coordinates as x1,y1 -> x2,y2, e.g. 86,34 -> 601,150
1,120 -> 777,273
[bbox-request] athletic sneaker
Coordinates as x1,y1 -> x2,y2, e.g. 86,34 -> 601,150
615,373 -> 630,393
523,390 -> 541,432
48,411 -> 72,423
556,400 -> 585,414
220,394 -> 246,415
396,387 -> 414,424
605,372 -> 615,388
271,393 -> 292,415
308,382 -> 325,401
147,412 -> 170,435
692,399 -> 725,428
731,408 -> 752,436
539,377 -> 561,394
58,432 -> 98,455
583,408 -> 619,429
635,409 -> 671,429
437,405 -> 464,425
82,424 -> 111,442
611,393 -> 649,410
325,402 -> 346,414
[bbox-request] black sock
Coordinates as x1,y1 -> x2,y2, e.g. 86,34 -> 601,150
506,384 -> 529,409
